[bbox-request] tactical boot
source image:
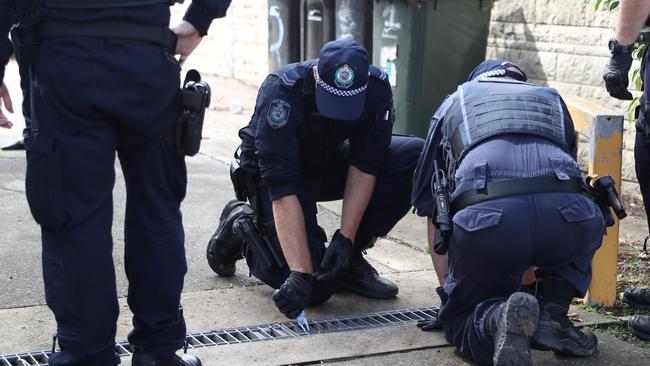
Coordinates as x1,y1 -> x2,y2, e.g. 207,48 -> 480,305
486,292 -> 539,366
131,349 -> 202,366
342,253 -> 398,299
628,315 -> 650,341
206,200 -> 252,277
623,287 -> 650,310
531,277 -> 597,357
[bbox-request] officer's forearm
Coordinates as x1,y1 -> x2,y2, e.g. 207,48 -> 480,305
427,219 -> 448,286
615,0 -> 650,45
272,195 -> 313,274
340,165 -> 376,241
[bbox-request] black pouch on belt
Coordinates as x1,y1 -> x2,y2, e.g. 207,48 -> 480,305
177,69 -> 211,156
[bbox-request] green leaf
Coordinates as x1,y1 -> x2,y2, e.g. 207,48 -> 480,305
593,0 -> 603,12
609,0 -> 619,10
628,96 -> 640,121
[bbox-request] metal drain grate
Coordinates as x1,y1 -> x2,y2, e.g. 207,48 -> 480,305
0,307 -> 437,366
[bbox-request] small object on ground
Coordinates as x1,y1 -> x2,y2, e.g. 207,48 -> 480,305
296,311 -> 310,333
230,101 -> 243,114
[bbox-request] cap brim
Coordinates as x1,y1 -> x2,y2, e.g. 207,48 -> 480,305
315,85 -> 366,121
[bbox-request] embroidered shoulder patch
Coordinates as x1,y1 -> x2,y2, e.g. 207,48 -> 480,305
267,99 -> 291,129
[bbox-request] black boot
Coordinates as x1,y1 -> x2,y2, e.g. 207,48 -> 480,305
131,349 -> 202,366
486,292 -> 539,366
531,277 -> 597,357
623,287 -> 650,309
206,200 -> 252,277
628,315 -> 650,340
342,252 -> 398,299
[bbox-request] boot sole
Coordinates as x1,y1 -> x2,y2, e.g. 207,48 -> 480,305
206,200 -> 246,277
532,321 -> 597,357
493,292 -> 539,366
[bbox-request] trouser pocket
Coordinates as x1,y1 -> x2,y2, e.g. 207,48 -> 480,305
25,134 -> 68,228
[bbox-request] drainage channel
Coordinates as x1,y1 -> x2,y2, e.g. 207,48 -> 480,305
0,306 -> 438,366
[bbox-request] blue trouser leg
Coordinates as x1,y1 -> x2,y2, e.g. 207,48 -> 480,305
119,139 -> 188,356
440,193 -> 604,364
28,38 -> 184,365
635,46 -> 650,234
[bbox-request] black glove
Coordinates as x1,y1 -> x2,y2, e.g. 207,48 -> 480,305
417,306 -> 442,331
317,230 -> 355,283
603,51 -> 634,100
272,271 -> 314,319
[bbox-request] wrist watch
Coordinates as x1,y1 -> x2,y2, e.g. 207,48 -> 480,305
609,38 -> 634,55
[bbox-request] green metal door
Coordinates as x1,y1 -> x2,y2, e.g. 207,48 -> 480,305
373,0 -> 492,137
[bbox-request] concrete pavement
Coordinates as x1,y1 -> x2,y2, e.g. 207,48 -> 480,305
1,68 -> 649,365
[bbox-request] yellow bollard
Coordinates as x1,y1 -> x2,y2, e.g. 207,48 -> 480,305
563,95 -> 624,307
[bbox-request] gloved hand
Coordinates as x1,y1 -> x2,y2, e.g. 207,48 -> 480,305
603,51 -> 634,100
317,230 -> 355,283
416,306 -> 442,331
272,271 -> 314,319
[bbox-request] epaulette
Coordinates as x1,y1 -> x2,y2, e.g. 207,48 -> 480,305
369,65 -> 389,84
274,61 -> 316,89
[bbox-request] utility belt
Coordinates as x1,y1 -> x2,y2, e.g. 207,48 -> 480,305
11,20 -> 177,52
432,174 -> 626,255
451,176 -> 583,213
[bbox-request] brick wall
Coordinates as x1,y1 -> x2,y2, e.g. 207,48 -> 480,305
171,0 -> 269,85
488,0 -> 645,216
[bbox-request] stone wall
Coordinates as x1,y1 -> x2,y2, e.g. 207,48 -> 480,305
488,0 -> 645,216
171,0 -> 269,85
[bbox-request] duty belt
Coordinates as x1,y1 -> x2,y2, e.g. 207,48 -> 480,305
11,20 -> 177,51
451,176 -> 583,213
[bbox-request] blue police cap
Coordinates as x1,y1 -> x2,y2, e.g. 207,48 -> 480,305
315,38 -> 369,121
468,59 -> 528,82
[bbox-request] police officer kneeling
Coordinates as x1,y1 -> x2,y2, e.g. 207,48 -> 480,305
207,38 -> 424,319
412,60 -> 611,365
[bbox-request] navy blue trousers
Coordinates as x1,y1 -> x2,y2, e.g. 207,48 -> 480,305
635,46 -> 650,234
246,135 -> 424,305
439,193 -> 605,365
27,38 -> 186,366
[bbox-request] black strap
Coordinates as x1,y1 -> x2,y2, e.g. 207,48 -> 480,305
15,20 -> 177,51
451,176 -> 583,213
45,0 -> 175,8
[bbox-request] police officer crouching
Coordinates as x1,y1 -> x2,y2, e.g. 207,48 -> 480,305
412,60 -> 615,365
207,38 -> 425,319
2,1 -> 231,365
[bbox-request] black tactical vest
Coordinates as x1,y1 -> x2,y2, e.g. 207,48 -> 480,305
442,79 -> 571,166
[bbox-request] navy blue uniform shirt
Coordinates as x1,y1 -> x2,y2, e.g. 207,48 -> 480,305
411,81 -> 578,218
0,0 -> 231,85
239,60 -> 394,201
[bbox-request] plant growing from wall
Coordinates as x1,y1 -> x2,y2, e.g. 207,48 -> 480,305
594,0 -> 646,120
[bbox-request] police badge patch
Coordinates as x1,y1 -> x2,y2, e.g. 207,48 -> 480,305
334,64 -> 355,89
267,99 -> 291,129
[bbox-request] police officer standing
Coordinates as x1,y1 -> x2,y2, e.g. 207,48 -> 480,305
207,38 -> 424,319
603,0 -> 650,339
412,60 -> 609,365
0,1 -> 230,365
